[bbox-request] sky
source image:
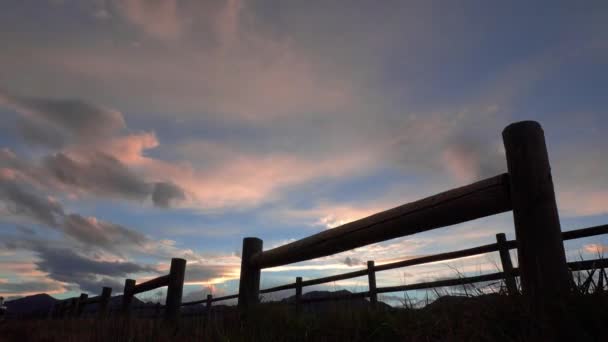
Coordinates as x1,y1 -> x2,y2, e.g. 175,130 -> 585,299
1,0 -> 607,305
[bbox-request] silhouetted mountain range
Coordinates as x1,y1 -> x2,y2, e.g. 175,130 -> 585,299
4,293 -> 56,318
4,290 -> 388,318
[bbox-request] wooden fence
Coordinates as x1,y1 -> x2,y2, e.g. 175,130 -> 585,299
235,121 -> 571,313
180,224 -> 607,311
48,121 -> 608,321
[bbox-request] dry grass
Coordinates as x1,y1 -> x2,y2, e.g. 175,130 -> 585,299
1,292 -> 607,342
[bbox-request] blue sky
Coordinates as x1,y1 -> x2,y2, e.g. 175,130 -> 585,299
0,0 -> 607,304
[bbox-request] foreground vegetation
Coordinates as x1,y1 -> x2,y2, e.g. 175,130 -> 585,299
1,292 -> 607,342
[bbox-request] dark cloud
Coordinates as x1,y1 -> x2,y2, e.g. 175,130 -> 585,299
62,214 -> 147,249
2,147 -> 185,208
17,116 -> 67,149
33,245 -> 157,293
0,178 -> 148,251
152,182 -> 186,208
0,280 -> 64,294
1,89 -> 186,208
44,152 -> 151,201
0,179 -> 64,227
0,89 -> 125,148
343,256 -> 362,267
43,152 -> 186,208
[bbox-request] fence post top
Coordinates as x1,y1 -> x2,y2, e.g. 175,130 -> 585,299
170,257 -> 187,264
502,120 -> 542,135
243,237 -> 263,243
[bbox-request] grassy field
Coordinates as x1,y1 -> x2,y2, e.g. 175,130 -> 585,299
1,292 -> 607,342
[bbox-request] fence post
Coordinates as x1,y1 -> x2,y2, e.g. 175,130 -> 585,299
99,287 -> 112,318
49,302 -> 58,319
155,303 -> 161,318
295,277 -> 303,314
165,258 -> 187,322
68,298 -> 78,317
367,261 -> 378,308
496,233 -> 517,295
502,121 -> 570,308
122,279 -> 136,315
238,237 -> 263,310
205,294 -> 213,312
76,293 -> 88,317
57,301 -> 66,318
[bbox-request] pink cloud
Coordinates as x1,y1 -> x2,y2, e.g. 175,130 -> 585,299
583,243 -> 608,255
558,190 -> 608,217
117,0 -> 184,41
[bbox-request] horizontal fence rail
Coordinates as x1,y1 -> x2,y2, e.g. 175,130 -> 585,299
251,174 -> 512,269
256,225 -> 608,301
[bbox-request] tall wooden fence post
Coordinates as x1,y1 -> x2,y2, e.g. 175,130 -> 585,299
99,287 -> 112,318
367,261 -> 378,308
165,258 -> 187,322
295,277 -> 303,314
502,121 -> 570,309
238,237 -> 263,310
496,233 -> 517,295
76,293 -> 88,317
122,279 -> 136,315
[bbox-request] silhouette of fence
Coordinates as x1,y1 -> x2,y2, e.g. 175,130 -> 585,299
49,223 -> 608,320
181,224 -> 607,311
48,121 -> 608,321
51,286 -> 111,318
235,121 -> 571,314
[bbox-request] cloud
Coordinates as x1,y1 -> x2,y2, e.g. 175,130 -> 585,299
0,279 -> 65,296
583,243 -> 608,255
42,151 -> 186,207
152,181 -> 185,208
0,88 -> 125,148
184,263 -> 240,285
62,214 -> 147,249
32,245 -> 156,293
0,177 -> 149,251
114,0 -> 184,41
343,256 -> 362,267
44,152 -> 151,201
0,178 -> 64,227
441,136 -> 505,183
1,145 -> 186,209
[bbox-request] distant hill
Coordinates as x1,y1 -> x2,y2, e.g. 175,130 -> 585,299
3,290 -> 389,318
281,290 -> 392,311
5,293 -> 57,318
3,293 -> 151,318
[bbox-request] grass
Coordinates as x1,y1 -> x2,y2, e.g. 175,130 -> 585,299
1,291 -> 607,342
2,264 -> 607,341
